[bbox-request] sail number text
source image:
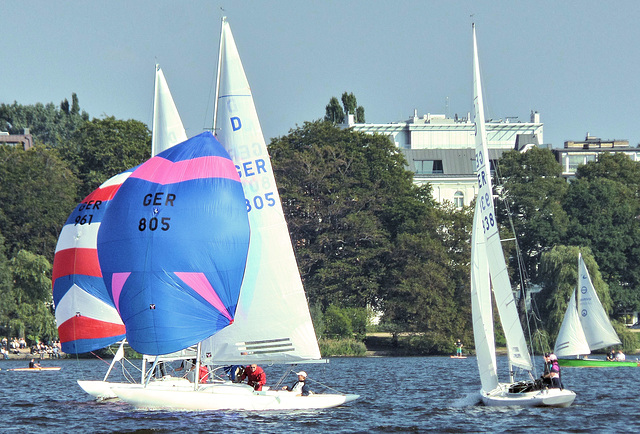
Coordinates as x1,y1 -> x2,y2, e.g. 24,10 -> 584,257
74,200 -> 103,225
138,192 -> 174,231
246,192 -> 276,212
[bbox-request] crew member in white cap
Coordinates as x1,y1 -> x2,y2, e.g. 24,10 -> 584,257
281,370 -> 311,396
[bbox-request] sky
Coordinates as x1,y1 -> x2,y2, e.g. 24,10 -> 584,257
3,1 -> 640,148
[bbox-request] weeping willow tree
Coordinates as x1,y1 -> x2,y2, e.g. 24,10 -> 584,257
535,245 -> 613,343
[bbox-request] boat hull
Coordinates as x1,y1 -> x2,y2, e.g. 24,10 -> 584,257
7,367 -> 61,372
78,376 -> 194,400
112,382 -> 359,411
481,385 -> 576,408
558,358 -> 640,368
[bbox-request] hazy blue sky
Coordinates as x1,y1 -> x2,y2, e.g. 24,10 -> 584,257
3,1 -> 640,147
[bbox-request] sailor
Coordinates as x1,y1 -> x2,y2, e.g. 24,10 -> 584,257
547,353 -> 562,389
455,339 -> 463,356
281,371 -> 311,396
28,358 -> 40,369
239,364 -> 266,391
541,353 -> 552,387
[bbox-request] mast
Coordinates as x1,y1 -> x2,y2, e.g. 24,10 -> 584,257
151,64 -> 160,156
212,16 -> 226,132
473,23 -> 533,373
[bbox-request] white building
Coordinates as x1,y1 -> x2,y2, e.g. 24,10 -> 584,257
344,111 -> 543,207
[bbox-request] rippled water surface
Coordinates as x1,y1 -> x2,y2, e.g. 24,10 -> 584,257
3,356 -> 640,433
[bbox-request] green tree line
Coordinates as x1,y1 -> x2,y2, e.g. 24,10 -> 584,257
1,94 -> 639,355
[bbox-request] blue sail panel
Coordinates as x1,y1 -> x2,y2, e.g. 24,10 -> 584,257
97,132 -> 250,356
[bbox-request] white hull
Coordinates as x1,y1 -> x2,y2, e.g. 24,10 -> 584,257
78,376 -> 193,400
112,382 -> 359,411
481,384 -> 576,408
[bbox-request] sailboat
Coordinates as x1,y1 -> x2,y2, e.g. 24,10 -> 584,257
554,254 -> 636,367
109,18 -> 358,410
470,24 -> 575,407
53,65 -> 191,400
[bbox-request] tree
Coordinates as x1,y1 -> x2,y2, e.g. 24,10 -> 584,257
564,177 -> 640,314
59,116 -> 151,199
496,147 -> 569,283
536,246 -> 613,341
341,92 -> 365,123
324,97 -> 344,123
0,248 -> 56,343
0,145 -> 79,262
269,120 -> 426,309
0,94 -> 89,147
324,92 -> 365,124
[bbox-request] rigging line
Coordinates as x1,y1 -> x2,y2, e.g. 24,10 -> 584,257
494,159 -> 539,375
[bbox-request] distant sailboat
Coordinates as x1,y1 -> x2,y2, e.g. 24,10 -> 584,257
554,254 -> 636,367
110,18 -> 358,410
470,23 -> 575,407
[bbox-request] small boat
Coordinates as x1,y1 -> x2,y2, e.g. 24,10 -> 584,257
555,358 -> 639,368
450,355 -> 467,359
470,24 -> 575,408
8,367 -> 62,372
554,253 -> 632,368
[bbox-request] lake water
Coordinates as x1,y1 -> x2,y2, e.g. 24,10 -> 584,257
2,355 -> 640,433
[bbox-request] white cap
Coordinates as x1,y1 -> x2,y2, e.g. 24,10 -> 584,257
295,371 -> 307,378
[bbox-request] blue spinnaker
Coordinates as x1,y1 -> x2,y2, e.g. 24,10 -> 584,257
97,132 -> 250,355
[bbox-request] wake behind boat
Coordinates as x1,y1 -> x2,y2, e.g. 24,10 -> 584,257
470,24 -> 574,408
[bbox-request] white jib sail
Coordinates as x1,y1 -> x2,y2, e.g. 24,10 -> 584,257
554,290 -> 590,357
472,24 -> 532,371
151,65 -> 188,157
577,253 -> 621,351
471,200 -> 499,392
202,18 -> 321,365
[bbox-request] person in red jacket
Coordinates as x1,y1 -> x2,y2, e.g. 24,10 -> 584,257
239,364 -> 266,391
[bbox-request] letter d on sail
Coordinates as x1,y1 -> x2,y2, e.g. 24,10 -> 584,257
231,117 -> 242,131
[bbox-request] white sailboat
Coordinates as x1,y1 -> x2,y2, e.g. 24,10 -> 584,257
470,23 -> 575,407
554,253 -> 625,367
71,65 -> 191,400
110,17 -> 358,410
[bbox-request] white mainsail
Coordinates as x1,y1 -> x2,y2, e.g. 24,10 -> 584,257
201,17 -> 321,364
151,65 -> 188,156
471,201 -> 499,392
554,253 -> 620,356
472,23 -> 532,372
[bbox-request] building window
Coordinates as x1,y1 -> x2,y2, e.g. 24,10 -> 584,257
454,191 -> 464,208
415,160 -> 443,174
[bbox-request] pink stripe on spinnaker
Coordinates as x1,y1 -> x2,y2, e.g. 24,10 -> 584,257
130,156 -> 239,185
111,272 -> 131,314
174,272 -> 233,321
